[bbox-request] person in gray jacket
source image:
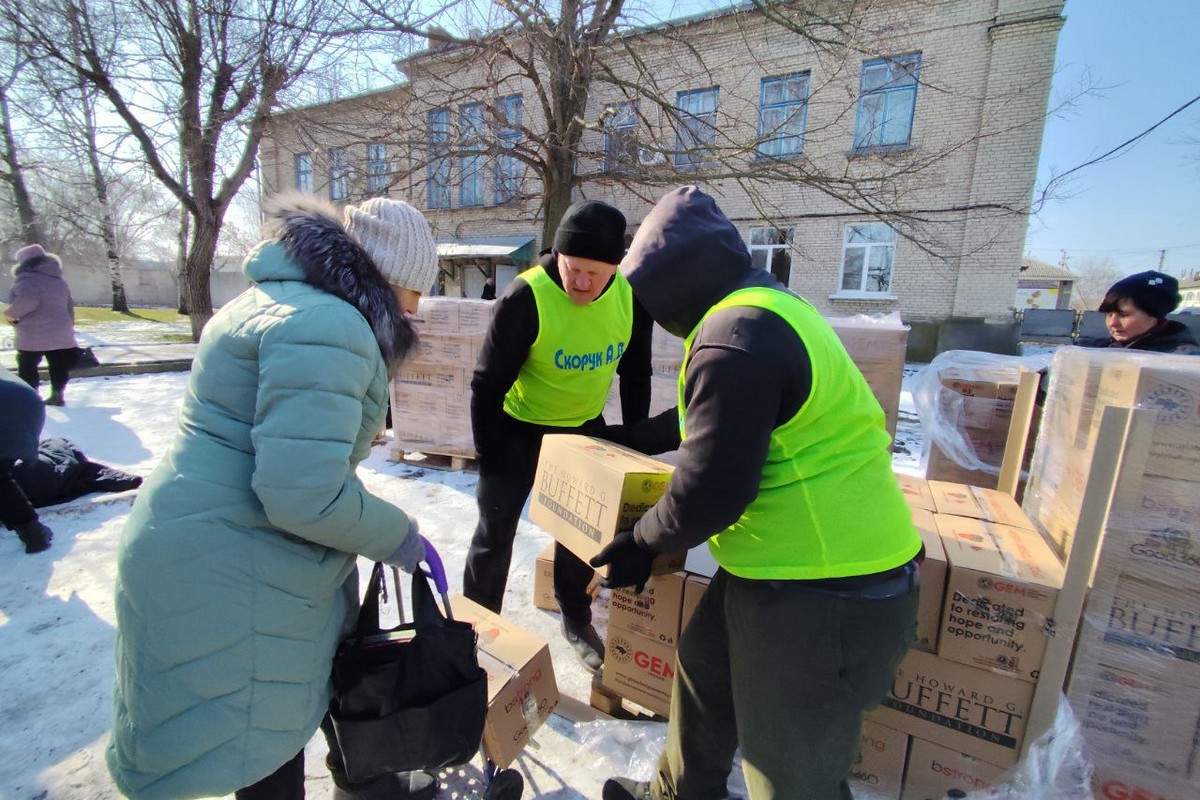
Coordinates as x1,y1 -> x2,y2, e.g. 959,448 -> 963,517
4,244 -> 79,406
107,195 -> 441,800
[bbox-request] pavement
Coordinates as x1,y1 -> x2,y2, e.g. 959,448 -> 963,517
0,342 -> 197,378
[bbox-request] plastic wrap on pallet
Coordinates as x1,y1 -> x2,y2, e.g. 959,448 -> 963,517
1018,347 -> 1200,798
911,350 -> 1049,475
1023,346 -> 1200,559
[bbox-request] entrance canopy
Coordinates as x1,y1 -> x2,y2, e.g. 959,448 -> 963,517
435,236 -> 535,267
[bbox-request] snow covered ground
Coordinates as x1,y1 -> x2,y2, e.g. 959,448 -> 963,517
1,320 -> 930,800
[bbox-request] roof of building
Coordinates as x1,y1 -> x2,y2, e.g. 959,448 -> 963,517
1019,255 -> 1075,280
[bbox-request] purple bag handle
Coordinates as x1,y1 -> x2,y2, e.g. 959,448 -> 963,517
417,536 -> 454,621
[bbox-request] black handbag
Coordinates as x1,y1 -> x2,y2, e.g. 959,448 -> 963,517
329,561 -> 488,783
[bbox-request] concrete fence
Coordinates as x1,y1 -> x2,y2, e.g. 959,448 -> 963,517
0,263 -> 250,308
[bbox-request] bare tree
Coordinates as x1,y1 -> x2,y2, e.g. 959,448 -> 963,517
5,0 -> 364,337
1069,256 -> 1123,312
0,22 -> 44,245
332,0 -> 1059,258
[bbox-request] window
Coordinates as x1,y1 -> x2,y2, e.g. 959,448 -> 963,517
749,227 -> 794,286
328,147 -> 348,201
427,109 -> 451,209
840,223 -> 896,294
459,102 -> 486,207
757,73 -> 809,159
294,153 -> 312,192
675,87 -> 719,169
603,101 -> 638,173
366,143 -> 388,195
854,54 -> 920,151
494,94 -> 523,204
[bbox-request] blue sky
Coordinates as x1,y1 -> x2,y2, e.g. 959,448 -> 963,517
1023,0 -> 1200,280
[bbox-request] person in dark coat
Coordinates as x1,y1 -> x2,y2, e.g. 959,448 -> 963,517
1077,270 -> 1200,354
0,365 -> 54,553
594,187 -> 921,800
480,276 -> 496,300
4,244 -> 79,406
463,200 -> 653,671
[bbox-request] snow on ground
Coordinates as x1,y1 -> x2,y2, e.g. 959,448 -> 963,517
1,321 -> 928,800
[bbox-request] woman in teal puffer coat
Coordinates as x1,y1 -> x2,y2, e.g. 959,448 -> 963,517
107,194 -> 440,800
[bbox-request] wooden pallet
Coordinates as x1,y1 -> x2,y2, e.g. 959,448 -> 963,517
389,447 -> 478,473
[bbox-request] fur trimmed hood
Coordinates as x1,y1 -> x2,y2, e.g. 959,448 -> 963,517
258,194 -> 416,370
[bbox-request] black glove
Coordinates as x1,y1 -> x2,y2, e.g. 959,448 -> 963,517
589,529 -> 656,593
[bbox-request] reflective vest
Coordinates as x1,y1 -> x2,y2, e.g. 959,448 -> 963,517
680,287 -> 920,579
503,266 -> 633,426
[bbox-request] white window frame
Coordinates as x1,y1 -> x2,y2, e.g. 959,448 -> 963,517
427,108 -> 451,209
675,87 -> 719,169
459,102 -> 486,207
749,226 -> 794,286
366,143 -> 388,195
836,222 -> 897,298
328,147 -> 348,201
603,101 -> 638,173
757,73 -> 809,159
294,152 -> 312,192
853,54 -> 921,152
494,94 -> 523,204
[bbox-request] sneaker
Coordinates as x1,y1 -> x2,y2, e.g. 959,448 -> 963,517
562,617 -> 605,672
331,770 -> 438,800
15,520 -> 53,554
602,777 -> 650,800
483,768 -> 524,800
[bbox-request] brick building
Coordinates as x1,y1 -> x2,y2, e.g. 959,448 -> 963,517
259,0 -> 1064,335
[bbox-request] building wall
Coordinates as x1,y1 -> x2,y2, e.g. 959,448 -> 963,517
0,264 -> 249,309
260,0 -> 1064,324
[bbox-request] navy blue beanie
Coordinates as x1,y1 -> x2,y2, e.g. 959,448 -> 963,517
1102,271 -> 1180,319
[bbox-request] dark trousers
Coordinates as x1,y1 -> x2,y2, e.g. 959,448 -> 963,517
16,348 -> 74,393
653,565 -> 919,800
0,459 -> 38,530
463,420 -> 597,625
234,715 -> 351,800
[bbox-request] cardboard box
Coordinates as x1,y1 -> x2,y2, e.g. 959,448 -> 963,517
928,482 -> 1035,531
602,629 -> 676,718
935,515 -> 1063,682
911,508 -> 947,653
448,596 -> 559,768
1080,570 -> 1200,676
1091,361 -> 1200,481
901,737 -> 1005,799
456,299 -> 496,333
534,545 -> 557,611
681,574 -> 710,634
394,364 -> 467,393
414,297 -> 460,331
896,473 -> 936,512
1091,765 -> 1200,800
866,648 -> 1034,767
1067,659 -> 1200,784
530,435 -> 684,575
850,720 -> 908,800
609,572 -> 687,646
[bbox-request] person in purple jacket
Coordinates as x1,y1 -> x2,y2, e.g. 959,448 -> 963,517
4,244 -> 79,406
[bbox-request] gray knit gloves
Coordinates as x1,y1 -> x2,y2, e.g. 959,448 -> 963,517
383,518 -> 425,573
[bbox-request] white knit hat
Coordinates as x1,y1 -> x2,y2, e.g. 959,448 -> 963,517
344,198 -> 439,293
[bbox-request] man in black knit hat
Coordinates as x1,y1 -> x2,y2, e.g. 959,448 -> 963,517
463,200 -> 653,670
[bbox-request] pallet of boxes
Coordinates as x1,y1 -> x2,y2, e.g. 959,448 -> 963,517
389,297 -> 494,469
1021,347 -> 1200,800
862,473 -> 1067,800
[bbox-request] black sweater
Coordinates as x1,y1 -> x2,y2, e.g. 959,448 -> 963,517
470,254 -> 653,460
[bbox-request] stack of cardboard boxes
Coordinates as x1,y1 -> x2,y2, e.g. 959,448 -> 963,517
921,363 -> 1029,489
1024,348 -> 1200,799
862,474 -> 1065,799
389,297 -> 494,460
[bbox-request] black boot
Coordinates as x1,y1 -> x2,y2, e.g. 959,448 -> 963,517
602,777 -> 650,800
482,768 -> 523,800
561,617 -> 605,672
14,520 -> 53,554
45,390 -> 65,407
